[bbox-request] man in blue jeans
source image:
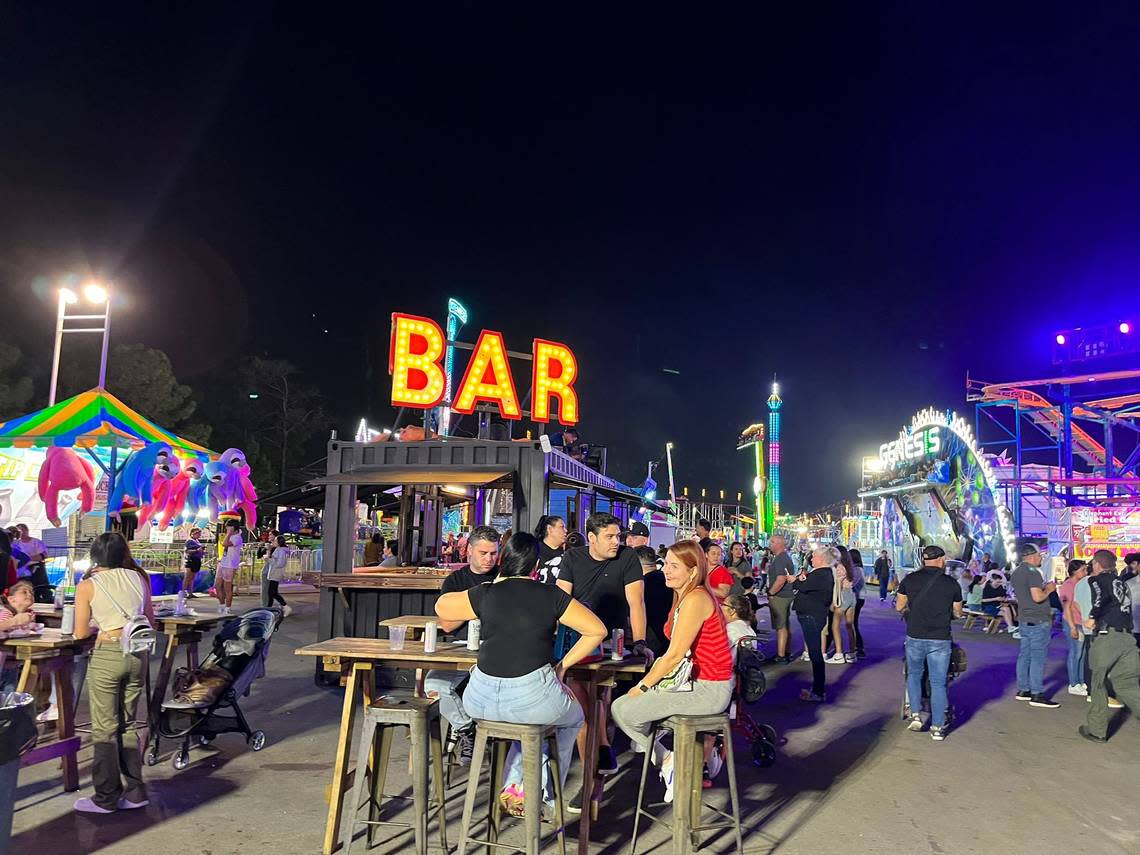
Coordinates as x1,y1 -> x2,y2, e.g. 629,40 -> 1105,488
1010,544 -> 1060,708
896,545 -> 963,740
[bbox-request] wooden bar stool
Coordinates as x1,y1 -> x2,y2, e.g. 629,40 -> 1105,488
457,720 -> 567,855
629,712 -> 743,855
345,695 -> 448,854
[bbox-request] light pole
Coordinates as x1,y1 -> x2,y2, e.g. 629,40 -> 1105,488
48,281 -> 111,406
439,297 -> 468,436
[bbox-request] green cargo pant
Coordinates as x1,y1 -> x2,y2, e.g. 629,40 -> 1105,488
88,642 -> 147,810
1086,630 -> 1140,740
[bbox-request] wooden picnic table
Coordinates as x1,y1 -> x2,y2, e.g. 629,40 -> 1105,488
296,636 -> 646,855
0,628 -> 96,792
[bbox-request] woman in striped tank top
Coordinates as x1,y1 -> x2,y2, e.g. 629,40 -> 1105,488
612,540 -> 733,803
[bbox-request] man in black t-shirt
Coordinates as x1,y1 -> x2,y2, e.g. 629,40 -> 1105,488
896,545 -> 963,740
557,512 -> 652,806
425,525 -> 499,762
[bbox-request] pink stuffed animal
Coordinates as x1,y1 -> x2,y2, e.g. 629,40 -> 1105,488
37,447 -> 96,527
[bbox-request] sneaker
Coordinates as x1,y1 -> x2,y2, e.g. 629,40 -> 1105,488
800,650 -> 810,662
1067,684 -> 1089,696
930,726 -> 946,742
906,713 -> 924,732
855,650 -> 866,660
454,725 -> 476,766
706,748 -> 723,781
1029,695 -> 1060,709
596,745 -> 618,777
1014,691 -> 1032,701
1077,725 -> 1107,744
844,653 -> 855,664
660,751 -> 675,804
282,605 -> 293,617
824,654 -> 846,664
799,689 -> 826,703
1084,696 -> 1124,708
117,797 -> 149,810
36,704 -> 58,723
565,788 -> 583,814
74,797 -> 115,814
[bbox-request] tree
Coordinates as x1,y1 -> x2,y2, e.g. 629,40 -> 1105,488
58,342 -> 211,445
0,343 -> 35,422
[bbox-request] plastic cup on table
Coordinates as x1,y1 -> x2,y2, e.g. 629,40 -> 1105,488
389,625 -> 407,651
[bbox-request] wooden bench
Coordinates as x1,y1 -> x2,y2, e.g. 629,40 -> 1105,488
962,609 -> 1001,633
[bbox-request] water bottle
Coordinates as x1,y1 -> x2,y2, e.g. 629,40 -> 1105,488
611,628 -> 625,661
175,590 -> 188,615
423,620 -> 438,653
53,584 -> 65,610
61,604 -> 75,636
466,619 -> 481,651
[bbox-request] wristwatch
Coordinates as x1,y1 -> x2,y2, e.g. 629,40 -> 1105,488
637,683 -> 650,693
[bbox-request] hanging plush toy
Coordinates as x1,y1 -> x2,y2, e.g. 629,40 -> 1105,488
107,442 -> 174,520
138,458 -> 182,528
37,447 -> 97,527
205,448 -> 259,529
156,456 -> 208,530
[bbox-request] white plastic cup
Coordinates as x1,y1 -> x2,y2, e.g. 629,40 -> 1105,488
61,604 -> 76,636
389,625 -> 407,651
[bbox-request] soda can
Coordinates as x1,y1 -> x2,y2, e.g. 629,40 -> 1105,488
61,604 -> 76,636
423,620 -> 439,653
611,628 -> 625,660
466,619 -> 481,651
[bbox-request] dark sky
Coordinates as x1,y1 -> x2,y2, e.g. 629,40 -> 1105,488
3,3 -> 1140,510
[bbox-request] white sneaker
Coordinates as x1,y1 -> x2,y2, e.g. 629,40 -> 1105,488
282,605 -> 293,617
906,713 -> 924,732
800,651 -> 810,662
74,797 -> 115,814
36,704 -> 58,723
1068,684 -> 1088,696
824,654 -> 847,664
844,653 -> 855,664
660,751 -> 675,804
706,749 -> 723,780
117,797 -> 149,810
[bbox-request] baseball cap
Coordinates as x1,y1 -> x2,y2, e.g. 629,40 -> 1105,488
626,522 -> 650,538
921,545 -> 946,561
1019,543 -> 1041,557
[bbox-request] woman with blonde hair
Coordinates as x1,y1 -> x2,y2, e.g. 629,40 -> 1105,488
611,540 -> 734,803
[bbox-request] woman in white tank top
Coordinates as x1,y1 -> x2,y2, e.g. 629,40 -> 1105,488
72,532 -> 155,814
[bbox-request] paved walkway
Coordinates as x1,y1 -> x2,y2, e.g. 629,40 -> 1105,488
11,594 -> 1140,854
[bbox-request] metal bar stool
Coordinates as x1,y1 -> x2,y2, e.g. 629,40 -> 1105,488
629,712 -> 743,855
345,695 -> 449,854
457,719 -> 568,855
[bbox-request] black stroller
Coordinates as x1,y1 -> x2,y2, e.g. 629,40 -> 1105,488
900,642 -> 967,724
147,607 -> 283,771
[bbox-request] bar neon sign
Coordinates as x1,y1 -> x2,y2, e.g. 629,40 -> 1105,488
389,312 -> 579,426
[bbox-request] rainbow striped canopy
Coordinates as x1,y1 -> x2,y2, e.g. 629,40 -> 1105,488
0,388 -> 214,455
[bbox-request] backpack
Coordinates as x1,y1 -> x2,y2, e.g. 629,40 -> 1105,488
92,571 -> 157,656
736,641 -> 767,704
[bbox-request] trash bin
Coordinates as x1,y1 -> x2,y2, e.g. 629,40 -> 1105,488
0,692 -> 37,855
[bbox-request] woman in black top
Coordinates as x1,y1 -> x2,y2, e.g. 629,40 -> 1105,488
435,532 -> 605,818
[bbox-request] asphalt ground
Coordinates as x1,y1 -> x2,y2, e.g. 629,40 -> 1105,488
11,592 -> 1140,854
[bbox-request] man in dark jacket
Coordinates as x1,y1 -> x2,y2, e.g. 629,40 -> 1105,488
793,546 -> 836,702
1080,549 -> 1140,743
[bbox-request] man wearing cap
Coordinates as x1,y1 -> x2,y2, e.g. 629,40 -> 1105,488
1009,544 -> 1060,708
896,546 -> 963,740
1079,549 -> 1140,742
625,521 -> 650,550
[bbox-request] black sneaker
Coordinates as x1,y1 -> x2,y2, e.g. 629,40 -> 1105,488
1014,691 -> 1032,701
454,725 -> 476,765
855,650 -> 866,660
565,788 -> 583,814
596,745 -> 619,777
1029,695 -> 1060,709
1078,725 -> 1106,743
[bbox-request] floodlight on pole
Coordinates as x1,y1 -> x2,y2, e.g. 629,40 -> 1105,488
47,280 -> 113,406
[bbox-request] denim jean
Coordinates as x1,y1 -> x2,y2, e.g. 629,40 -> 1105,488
796,612 -> 826,696
462,664 -> 583,802
1016,622 -> 1051,694
1063,620 -> 1085,687
424,669 -> 473,731
905,637 -> 951,727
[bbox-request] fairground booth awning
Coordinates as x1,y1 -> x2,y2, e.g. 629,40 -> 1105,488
0,387 -> 214,456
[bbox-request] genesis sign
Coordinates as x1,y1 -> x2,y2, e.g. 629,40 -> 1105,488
879,426 -> 942,469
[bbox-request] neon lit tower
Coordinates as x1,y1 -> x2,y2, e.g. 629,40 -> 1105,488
439,297 -> 468,436
767,379 -> 782,521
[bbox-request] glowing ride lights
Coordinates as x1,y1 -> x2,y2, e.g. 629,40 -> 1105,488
452,330 -> 521,419
876,406 -> 1018,560
531,339 -> 578,424
387,313 -> 580,427
767,382 -> 782,517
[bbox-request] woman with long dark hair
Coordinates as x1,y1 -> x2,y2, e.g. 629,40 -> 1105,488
71,532 -> 155,814
611,540 -> 734,803
533,514 -> 567,584
849,548 -> 867,659
435,532 -> 605,817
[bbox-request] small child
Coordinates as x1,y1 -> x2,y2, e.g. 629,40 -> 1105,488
0,580 -> 37,691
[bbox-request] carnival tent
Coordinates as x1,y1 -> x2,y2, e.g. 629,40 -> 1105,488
0,388 -> 213,454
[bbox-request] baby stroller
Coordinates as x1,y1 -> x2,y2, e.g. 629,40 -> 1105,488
147,607 -> 283,771
704,634 -> 778,772
900,642 -> 967,723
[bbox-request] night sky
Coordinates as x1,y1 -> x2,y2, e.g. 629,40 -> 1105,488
4,4 -> 1140,510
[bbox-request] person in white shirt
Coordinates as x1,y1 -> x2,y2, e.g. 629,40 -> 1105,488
263,535 -> 291,614
216,519 -> 243,614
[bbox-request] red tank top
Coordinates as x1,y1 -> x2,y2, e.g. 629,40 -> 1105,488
664,589 -> 734,682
